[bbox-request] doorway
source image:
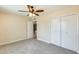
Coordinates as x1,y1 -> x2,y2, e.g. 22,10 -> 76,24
33,21 -> 37,39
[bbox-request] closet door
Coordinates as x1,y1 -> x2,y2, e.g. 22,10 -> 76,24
51,17 -> 61,46
61,14 -> 78,51
77,14 -> 79,53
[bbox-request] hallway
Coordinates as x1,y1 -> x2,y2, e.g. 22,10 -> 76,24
0,39 -> 77,54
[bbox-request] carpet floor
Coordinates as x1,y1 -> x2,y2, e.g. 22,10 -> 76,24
0,39 -> 77,54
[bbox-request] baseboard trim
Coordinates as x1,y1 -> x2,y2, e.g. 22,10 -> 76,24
0,38 -> 33,46
76,51 -> 79,54
37,38 -> 50,44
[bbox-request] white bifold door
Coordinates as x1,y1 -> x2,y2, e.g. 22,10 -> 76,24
51,14 -> 78,52
61,14 -> 78,51
51,17 -> 61,46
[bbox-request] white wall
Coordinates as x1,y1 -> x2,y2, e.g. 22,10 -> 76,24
0,11 -> 30,45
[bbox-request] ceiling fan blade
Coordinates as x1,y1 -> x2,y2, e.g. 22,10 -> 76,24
27,5 -> 30,9
27,5 -> 34,8
33,13 -> 39,16
30,5 -> 34,8
18,10 -> 28,12
36,10 -> 44,12
27,5 -> 35,13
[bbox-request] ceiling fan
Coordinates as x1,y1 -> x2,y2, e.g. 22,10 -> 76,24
18,5 -> 44,16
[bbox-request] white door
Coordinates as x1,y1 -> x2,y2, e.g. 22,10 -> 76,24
77,14 -> 79,53
51,17 -> 61,46
61,14 -> 78,51
27,21 -> 33,39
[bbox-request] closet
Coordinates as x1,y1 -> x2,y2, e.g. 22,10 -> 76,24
50,17 -> 61,46
61,14 -> 78,51
51,14 -> 79,52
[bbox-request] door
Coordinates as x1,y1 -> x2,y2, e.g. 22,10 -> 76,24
61,14 -> 78,51
51,17 -> 61,46
27,21 -> 33,39
33,21 -> 37,38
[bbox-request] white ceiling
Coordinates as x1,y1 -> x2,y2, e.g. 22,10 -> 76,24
0,5 -> 76,16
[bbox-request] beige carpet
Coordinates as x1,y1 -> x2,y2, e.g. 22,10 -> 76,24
0,39 -> 77,54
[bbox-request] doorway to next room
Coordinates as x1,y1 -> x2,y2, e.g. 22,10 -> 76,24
33,21 -> 37,39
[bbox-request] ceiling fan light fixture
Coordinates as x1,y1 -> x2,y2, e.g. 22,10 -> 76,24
27,13 -> 36,17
